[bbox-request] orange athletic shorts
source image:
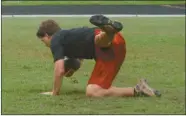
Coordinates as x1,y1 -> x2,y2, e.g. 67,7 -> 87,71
88,29 -> 126,89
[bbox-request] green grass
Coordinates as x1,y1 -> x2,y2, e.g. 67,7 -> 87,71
2,17 -> 185,114
2,1 -> 186,6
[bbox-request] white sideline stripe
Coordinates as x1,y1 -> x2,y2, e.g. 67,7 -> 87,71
2,14 -> 185,18
162,5 -> 186,10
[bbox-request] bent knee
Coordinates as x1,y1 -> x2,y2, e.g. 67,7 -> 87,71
86,91 -> 95,97
86,84 -> 109,97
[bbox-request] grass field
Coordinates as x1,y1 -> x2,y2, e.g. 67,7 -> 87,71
2,17 -> 185,114
2,1 -> 186,5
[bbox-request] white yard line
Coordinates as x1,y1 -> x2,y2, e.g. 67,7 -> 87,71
2,14 -> 185,18
161,5 -> 186,10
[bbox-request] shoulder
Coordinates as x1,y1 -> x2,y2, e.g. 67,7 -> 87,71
51,29 -> 67,45
52,30 -> 66,39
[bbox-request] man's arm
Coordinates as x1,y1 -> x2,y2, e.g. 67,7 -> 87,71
41,37 -> 65,96
52,59 -> 65,95
52,58 -> 83,94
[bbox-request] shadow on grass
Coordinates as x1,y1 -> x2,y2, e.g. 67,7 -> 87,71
28,88 -> 46,93
28,88 -> 85,96
64,89 -> 85,95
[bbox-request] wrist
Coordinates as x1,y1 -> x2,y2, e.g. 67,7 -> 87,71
52,90 -> 59,95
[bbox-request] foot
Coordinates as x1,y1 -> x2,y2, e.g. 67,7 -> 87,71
89,15 -> 123,32
134,79 -> 161,97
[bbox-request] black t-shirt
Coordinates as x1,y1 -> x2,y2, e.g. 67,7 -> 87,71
50,27 -> 96,62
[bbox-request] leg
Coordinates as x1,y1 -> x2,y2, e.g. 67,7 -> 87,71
94,31 -> 114,47
87,33 -> 161,97
86,60 -> 161,97
90,15 -> 123,48
86,84 -> 134,97
86,79 -> 161,97
87,33 -> 129,97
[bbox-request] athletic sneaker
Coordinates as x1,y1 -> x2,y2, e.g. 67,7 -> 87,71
89,14 -> 123,32
134,79 -> 161,97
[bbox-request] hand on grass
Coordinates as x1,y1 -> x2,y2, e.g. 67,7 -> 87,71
40,92 -> 53,95
40,91 -> 58,96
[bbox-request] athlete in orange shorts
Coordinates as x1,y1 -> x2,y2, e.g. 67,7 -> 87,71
88,29 -> 126,89
36,15 -> 161,97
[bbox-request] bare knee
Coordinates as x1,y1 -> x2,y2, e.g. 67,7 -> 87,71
86,91 -> 101,97
86,91 -> 95,97
86,84 -> 109,97
86,84 -> 99,97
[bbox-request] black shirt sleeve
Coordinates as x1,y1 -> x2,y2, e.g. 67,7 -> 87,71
50,38 -> 64,62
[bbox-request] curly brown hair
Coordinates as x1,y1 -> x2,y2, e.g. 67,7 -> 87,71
36,19 -> 61,38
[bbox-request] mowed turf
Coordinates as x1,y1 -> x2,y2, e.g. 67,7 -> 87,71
2,17 -> 185,114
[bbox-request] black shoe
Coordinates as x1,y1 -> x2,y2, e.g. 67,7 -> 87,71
89,14 -> 123,32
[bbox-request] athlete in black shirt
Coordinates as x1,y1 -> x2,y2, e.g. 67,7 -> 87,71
36,15 -> 161,97
51,27 -> 96,61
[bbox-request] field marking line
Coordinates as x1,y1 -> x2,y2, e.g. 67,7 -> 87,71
2,14 -> 185,18
161,5 -> 186,10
